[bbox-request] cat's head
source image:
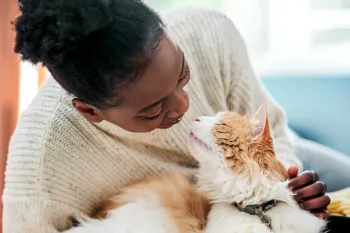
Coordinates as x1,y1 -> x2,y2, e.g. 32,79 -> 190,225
188,105 -> 289,203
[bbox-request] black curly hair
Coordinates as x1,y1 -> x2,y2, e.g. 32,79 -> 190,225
14,0 -> 165,108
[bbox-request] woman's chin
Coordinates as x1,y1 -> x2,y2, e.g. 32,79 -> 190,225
157,120 -> 181,129
157,123 -> 176,129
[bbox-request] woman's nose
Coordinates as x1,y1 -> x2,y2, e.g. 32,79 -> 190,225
165,91 -> 189,119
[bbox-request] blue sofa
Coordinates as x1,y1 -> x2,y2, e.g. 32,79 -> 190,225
262,76 -> 350,156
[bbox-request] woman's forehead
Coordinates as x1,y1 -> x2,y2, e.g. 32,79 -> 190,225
117,36 -> 182,111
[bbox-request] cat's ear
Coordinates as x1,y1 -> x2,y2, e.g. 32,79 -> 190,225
251,105 -> 268,141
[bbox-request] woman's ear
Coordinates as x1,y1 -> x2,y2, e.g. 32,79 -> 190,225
72,98 -> 104,123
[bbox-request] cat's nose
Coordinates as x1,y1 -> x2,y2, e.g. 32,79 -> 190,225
195,116 -> 210,122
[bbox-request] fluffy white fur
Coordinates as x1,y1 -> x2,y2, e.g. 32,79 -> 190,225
65,196 -> 178,233
65,106 -> 326,233
189,107 -> 326,233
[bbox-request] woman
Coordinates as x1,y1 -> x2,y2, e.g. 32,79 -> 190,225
4,0 -> 333,232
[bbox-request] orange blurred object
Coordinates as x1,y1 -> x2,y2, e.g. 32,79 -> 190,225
0,0 -> 20,231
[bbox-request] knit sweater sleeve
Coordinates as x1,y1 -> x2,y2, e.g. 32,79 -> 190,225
3,79 -> 84,233
3,124 -> 80,232
3,197 -> 76,233
212,12 -> 302,170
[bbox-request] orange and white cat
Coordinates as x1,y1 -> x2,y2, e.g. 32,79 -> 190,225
66,105 -> 326,233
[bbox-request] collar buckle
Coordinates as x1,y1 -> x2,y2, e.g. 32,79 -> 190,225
233,200 -> 277,230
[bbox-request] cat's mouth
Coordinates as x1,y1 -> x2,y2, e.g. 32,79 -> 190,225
189,132 -> 212,151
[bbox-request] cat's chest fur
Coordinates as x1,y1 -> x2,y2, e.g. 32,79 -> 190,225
205,202 -> 326,233
66,173 -> 326,233
196,169 -> 326,233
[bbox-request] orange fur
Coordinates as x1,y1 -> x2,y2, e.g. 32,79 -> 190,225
88,107 -> 288,232
91,173 -> 211,232
91,199 -> 119,219
213,111 -> 288,182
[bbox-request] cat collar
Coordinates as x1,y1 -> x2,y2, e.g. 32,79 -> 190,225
233,200 -> 278,230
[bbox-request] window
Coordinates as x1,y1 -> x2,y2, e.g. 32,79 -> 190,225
147,0 -> 350,76
145,0 -> 221,11
310,0 -> 350,47
255,0 -> 350,76
146,0 -> 268,55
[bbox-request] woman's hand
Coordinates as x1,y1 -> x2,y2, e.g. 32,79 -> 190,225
287,165 -> 331,219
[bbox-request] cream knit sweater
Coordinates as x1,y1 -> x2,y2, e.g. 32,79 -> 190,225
3,6 -> 301,233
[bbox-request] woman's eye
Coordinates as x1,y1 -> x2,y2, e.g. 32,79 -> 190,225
144,112 -> 161,121
141,107 -> 162,121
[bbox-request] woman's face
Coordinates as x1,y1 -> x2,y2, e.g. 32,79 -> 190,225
93,36 -> 190,132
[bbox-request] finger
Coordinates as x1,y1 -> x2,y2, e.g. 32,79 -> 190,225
294,181 -> 326,201
288,171 -> 319,190
287,165 -> 299,179
300,195 -> 331,211
312,210 -> 330,220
